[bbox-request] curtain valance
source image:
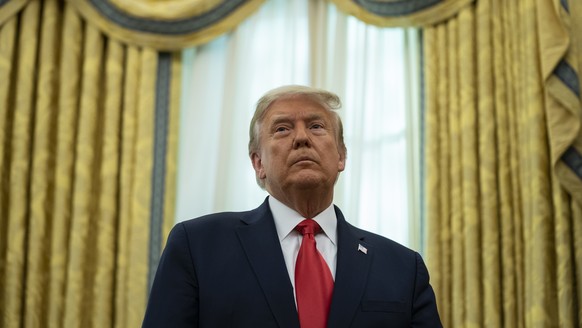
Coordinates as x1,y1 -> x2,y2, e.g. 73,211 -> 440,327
66,0 -> 266,50
1,0 -> 473,50
329,0 -> 475,27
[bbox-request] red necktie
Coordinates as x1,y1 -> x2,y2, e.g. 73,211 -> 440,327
294,219 -> 334,328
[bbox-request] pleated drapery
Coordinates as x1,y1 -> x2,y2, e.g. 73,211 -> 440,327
0,1 -> 180,327
424,0 -> 582,326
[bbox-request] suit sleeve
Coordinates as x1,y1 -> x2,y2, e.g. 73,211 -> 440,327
142,223 -> 199,327
412,253 -> 443,327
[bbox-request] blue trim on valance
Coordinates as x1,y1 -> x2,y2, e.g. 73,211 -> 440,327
354,0 -> 442,16
88,0 -> 247,34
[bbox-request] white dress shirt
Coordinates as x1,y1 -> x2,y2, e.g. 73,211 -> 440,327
268,196 -> 338,290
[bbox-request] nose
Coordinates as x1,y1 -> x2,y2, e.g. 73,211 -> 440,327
293,125 -> 311,149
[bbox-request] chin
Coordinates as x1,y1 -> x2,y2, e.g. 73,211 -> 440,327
289,175 -> 328,189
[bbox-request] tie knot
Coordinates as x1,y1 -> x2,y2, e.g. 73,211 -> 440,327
295,219 -> 322,236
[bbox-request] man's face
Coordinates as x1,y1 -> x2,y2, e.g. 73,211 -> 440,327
251,96 -> 346,194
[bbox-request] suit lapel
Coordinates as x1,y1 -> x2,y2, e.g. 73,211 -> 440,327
236,199 -> 300,328
327,207 -> 373,328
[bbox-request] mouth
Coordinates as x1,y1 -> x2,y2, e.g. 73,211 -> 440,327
293,156 -> 316,165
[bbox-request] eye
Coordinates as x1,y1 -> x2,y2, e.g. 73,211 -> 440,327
310,123 -> 324,130
274,126 -> 289,133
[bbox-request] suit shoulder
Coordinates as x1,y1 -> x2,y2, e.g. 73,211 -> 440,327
177,210 -> 251,231
164,210 -> 255,251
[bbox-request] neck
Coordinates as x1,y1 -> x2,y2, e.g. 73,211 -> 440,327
269,187 -> 333,219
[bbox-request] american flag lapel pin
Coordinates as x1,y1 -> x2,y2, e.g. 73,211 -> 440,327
358,244 -> 368,254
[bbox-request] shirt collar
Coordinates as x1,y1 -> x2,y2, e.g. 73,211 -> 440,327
268,195 -> 337,245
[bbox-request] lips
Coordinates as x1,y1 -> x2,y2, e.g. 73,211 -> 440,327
292,155 -> 317,165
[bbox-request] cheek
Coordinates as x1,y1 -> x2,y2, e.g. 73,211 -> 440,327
259,152 -> 278,175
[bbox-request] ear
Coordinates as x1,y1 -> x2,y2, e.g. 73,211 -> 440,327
338,152 -> 346,172
251,152 -> 266,179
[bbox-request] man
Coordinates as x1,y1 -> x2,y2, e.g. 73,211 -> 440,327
142,85 -> 442,327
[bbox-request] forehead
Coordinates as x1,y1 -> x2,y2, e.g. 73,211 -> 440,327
263,96 -> 332,123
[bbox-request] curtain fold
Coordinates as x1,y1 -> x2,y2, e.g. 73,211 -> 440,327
1,1 -> 42,325
0,1 -> 180,327
425,0 -> 582,326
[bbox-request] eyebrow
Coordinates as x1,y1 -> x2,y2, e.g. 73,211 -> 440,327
269,113 -> 327,126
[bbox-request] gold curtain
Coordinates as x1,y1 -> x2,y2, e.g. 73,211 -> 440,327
425,0 -> 582,327
0,0 -> 180,327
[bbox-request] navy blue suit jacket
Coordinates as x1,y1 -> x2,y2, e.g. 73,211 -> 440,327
142,199 -> 442,327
